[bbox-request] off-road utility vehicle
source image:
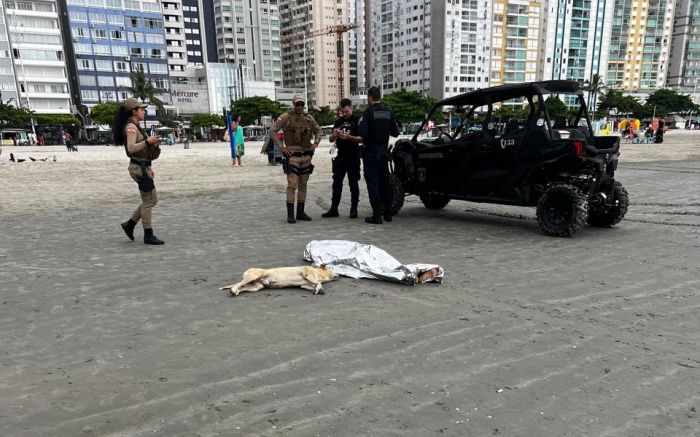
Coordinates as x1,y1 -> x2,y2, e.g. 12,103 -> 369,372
389,80 -> 628,237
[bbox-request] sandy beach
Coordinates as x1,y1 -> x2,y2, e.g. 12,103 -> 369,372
1,130 -> 699,219
1,131 -> 699,436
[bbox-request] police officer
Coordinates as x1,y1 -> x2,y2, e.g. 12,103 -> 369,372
322,98 -> 362,219
268,95 -> 322,223
358,86 -> 400,224
113,98 -> 164,245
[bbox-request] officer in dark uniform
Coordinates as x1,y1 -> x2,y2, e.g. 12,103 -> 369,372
268,95 -> 322,223
358,86 -> 400,224
322,98 -> 362,219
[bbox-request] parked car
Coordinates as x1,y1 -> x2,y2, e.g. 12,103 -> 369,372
389,80 -> 629,237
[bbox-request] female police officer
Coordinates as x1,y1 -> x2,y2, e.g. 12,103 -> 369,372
114,98 -> 164,245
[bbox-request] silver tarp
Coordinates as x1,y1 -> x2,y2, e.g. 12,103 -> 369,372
304,240 -> 444,285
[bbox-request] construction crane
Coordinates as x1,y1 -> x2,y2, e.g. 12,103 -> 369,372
282,24 -> 358,104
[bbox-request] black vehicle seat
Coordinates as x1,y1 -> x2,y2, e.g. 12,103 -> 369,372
503,119 -> 523,136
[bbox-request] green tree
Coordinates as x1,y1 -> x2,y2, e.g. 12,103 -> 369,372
309,106 -> 336,126
157,113 -> 179,128
582,73 -> 606,119
382,89 -> 438,124
544,96 -> 568,120
123,65 -> 165,111
597,90 -> 644,118
230,96 -> 289,125
0,102 -> 33,128
492,104 -> 529,121
190,113 -> 225,131
644,88 -> 696,117
35,114 -> 81,127
90,102 -> 120,125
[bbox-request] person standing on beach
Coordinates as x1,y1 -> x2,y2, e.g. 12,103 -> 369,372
113,98 -> 164,245
234,115 -> 245,166
268,95 -> 322,223
358,86 -> 400,224
322,98 -> 362,219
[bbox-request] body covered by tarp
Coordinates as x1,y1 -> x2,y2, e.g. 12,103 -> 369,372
304,240 -> 443,285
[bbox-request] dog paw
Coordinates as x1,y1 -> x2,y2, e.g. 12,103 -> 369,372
314,289 -> 325,295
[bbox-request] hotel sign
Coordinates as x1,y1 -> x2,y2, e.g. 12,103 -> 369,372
170,83 -> 209,114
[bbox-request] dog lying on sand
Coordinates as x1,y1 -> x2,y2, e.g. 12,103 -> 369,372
220,265 -> 337,296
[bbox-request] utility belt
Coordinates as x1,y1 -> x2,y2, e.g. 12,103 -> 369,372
288,150 -> 314,157
282,156 -> 314,175
130,158 -> 152,166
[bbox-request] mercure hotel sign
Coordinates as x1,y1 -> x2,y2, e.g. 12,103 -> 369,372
170,84 -> 209,114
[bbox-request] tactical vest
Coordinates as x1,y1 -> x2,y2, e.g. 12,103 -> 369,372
124,120 -> 160,161
362,104 -> 394,150
284,112 -> 313,149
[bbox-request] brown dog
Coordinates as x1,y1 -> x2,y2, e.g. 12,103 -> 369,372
220,265 -> 337,296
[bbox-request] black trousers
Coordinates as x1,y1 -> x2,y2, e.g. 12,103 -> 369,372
331,154 -> 361,208
362,149 -> 392,216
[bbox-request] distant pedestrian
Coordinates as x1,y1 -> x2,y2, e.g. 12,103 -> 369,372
322,98 -> 362,219
358,86 -> 400,224
234,116 -> 245,166
38,134 -> 44,146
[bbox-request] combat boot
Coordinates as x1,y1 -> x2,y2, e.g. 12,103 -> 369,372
321,207 -> 339,218
349,203 -> 358,219
364,215 -> 383,224
383,212 -> 393,222
121,219 -> 137,241
296,202 -> 312,221
144,228 -> 164,245
287,202 -> 296,223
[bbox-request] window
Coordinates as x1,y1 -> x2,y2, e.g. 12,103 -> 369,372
95,60 -> 112,71
79,75 -> 97,86
81,89 -> 99,101
78,59 -> 94,70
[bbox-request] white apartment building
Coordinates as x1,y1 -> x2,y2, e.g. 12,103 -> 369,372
348,0 -> 366,96
3,0 -> 71,114
213,0 -> 283,88
369,0 -> 431,96
162,0 -> 187,76
0,2 -> 20,104
430,0 -> 492,99
369,0 -> 491,101
280,0 -> 350,109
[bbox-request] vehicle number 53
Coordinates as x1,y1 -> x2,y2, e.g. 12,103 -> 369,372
500,138 -> 515,149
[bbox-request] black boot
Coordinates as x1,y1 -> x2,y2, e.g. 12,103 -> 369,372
349,203 -> 358,219
144,228 -> 164,245
364,215 -> 383,224
321,206 -> 339,218
296,202 -> 312,221
383,212 -> 393,222
287,202 -> 296,223
121,219 -> 137,241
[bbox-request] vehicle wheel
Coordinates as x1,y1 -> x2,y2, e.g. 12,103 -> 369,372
419,193 -> 451,210
587,182 -> 629,227
536,183 -> 588,237
389,174 -> 405,215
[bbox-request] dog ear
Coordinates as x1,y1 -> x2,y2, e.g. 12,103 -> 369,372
319,264 -> 327,270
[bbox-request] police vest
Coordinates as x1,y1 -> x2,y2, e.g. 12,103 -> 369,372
284,112 -> 313,149
361,104 -> 394,150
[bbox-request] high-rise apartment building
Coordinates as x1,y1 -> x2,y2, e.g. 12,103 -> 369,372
607,0 -> 675,91
541,0 -> 613,98
59,0 -> 171,113
490,0 -> 542,90
667,0 -> 700,94
430,0 -> 492,99
0,2 -> 20,104
348,0 -> 366,96
369,0 -> 431,96
4,0 -> 71,114
212,0 -> 283,87
280,0 -> 350,108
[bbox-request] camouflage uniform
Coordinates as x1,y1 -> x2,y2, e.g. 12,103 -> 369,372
269,97 -> 322,223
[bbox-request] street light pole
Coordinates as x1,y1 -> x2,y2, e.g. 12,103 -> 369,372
689,77 -> 699,129
303,31 -> 308,106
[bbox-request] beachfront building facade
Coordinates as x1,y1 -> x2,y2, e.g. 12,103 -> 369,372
489,0 -> 542,91
3,0 -> 71,114
211,0 -> 283,87
607,0 -> 676,91
667,0 -> 700,99
59,0 -> 171,114
280,0 -> 350,109
541,0 -> 613,102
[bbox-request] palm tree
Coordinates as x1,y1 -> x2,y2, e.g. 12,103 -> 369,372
582,73 -> 606,120
123,65 -> 165,126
